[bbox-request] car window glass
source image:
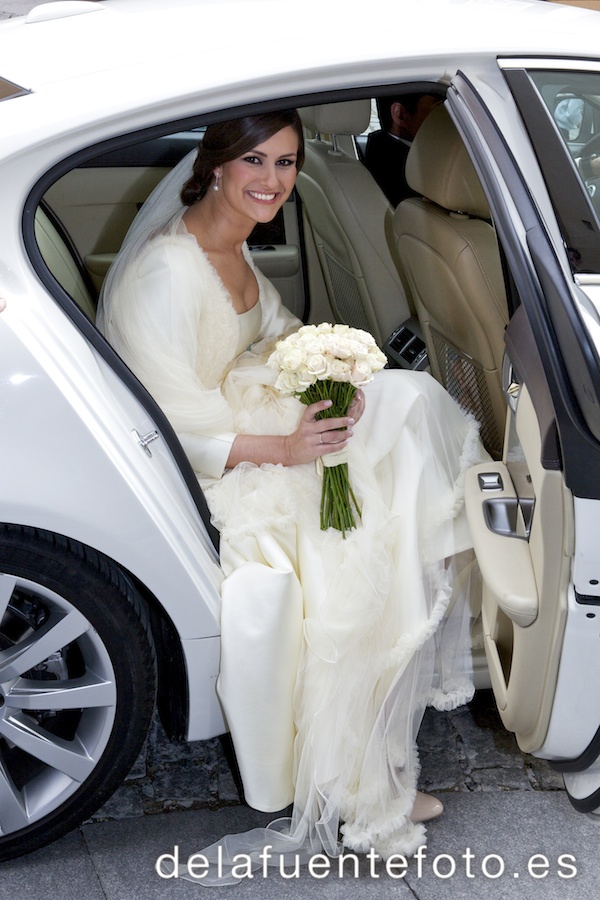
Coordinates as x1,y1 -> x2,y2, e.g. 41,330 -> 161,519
529,70 -> 600,221
506,68 -> 600,274
554,97 -> 585,140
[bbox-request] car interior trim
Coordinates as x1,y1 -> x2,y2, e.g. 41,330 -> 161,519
450,71 -> 600,499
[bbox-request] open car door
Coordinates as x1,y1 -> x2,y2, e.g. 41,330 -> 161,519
451,65 -> 600,814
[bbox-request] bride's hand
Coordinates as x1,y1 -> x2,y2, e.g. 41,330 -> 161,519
348,389 -> 365,424
284,398 -> 355,466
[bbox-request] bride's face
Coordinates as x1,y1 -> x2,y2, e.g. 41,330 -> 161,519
217,126 -> 299,225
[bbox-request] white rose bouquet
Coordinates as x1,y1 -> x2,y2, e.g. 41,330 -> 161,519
268,323 -> 386,536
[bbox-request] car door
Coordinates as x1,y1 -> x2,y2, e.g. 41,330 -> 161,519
449,64 -> 600,812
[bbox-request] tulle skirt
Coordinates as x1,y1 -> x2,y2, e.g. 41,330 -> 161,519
183,358 -> 487,884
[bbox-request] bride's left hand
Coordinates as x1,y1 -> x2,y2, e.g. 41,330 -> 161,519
349,389 -> 365,424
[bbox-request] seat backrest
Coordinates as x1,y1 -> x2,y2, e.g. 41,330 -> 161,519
297,100 -> 411,346
393,104 -> 509,457
34,205 -> 97,321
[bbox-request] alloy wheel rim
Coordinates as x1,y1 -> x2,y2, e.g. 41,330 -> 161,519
0,573 -> 117,836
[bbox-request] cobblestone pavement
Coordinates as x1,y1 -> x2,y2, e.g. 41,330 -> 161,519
87,690 -> 565,827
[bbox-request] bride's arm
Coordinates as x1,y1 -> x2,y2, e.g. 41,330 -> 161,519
104,239 -> 240,478
225,397 -> 355,469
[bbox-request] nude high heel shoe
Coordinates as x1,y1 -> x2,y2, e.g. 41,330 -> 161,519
410,791 -> 444,823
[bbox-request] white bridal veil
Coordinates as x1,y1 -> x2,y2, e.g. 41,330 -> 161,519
97,148 -> 196,337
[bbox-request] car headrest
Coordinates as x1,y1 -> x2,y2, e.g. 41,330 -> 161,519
300,99 -> 371,136
405,104 -> 490,219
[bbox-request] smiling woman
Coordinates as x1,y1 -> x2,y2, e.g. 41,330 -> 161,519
180,121 -> 301,317
96,108 -> 488,883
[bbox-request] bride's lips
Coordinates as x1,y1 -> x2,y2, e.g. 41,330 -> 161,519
247,190 -> 278,203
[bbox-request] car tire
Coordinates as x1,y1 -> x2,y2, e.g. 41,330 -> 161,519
0,524 -> 156,861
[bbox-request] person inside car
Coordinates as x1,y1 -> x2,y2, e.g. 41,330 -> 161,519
364,93 -> 441,206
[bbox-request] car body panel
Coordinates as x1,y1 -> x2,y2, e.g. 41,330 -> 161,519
0,263 -> 227,740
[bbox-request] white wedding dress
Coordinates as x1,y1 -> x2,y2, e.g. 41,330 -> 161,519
98,153 -> 488,883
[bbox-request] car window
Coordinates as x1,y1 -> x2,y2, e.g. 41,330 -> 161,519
529,70 -> 600,177
506,67 -> 600,274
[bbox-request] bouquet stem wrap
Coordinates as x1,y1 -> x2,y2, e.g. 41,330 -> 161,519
268,324 -> 387,538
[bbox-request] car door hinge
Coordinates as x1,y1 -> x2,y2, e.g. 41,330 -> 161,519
132,428 -> 160,457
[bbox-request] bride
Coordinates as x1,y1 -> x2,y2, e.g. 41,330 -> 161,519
98,109 -> 487,882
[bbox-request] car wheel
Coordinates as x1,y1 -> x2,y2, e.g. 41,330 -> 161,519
0,524 -> 156,861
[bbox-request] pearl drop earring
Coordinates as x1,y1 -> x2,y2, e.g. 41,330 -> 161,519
212,172 -> 220,192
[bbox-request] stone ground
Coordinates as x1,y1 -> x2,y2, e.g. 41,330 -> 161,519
86,690 -> 565,827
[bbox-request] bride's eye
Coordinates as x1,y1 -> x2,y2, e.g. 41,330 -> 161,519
242,155 -> 261,165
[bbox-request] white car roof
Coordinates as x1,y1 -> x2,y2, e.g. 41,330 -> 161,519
2,0 -> 600,163
3,0 -> 600,91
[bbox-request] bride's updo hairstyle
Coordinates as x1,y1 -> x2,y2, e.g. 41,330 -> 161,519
180,109 -> 305,206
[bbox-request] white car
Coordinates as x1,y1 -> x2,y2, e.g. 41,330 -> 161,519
2,0 -> 600,860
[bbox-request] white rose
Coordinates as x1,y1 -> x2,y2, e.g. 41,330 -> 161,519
275,370 -> 301,394
369,347 -> 387,371
306,353 -> 328,377
296,324 -> 319,339
351,327 -> 376,346
301,336 -> 325,355
326,337 -> 354,359
296,365 -> 317,389
350,361 -> 374,386
280,347 -> 305,371
327,359 -> 352,381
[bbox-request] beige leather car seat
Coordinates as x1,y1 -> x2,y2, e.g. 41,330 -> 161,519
35,205 -> 97,320
393,104 -> 509,458
297,100 -> 411,347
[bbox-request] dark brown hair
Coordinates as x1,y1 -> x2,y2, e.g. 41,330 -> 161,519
376,93 -> 439,131
180,110 -> 304,206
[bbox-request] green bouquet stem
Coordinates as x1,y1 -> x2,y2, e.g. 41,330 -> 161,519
298,379 -> 362,536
